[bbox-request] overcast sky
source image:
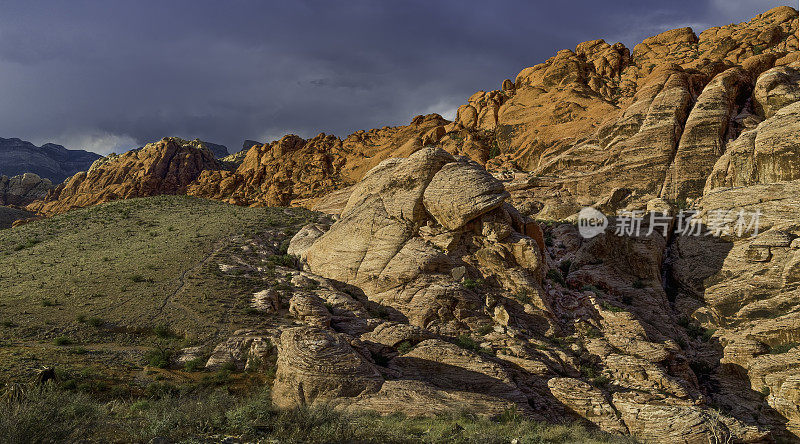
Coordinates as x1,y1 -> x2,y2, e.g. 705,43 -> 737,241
0,0 -> 795,155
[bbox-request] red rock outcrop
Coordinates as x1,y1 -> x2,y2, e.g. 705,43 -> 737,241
27,137 -> 219,216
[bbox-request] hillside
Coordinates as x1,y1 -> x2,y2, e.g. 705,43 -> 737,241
0,196 -> 318,380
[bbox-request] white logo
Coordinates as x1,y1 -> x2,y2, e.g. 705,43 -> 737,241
578,207 -> 608,238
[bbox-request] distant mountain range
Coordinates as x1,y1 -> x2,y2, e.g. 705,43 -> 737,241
0,137 -> 232,185
0,138 -> 101,184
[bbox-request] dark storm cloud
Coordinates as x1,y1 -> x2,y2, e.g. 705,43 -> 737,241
0,0 -> 794,154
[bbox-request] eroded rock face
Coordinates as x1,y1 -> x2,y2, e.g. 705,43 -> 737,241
188,115 -> 452,208
27,137 -> 219,216
9,7 -> 798,442
0,173 -> 52,206
274,144 -> 770,441
301,148 -> 548,335
272,326 -> 383,408
754,64 -> 800,118
706,99 -> 800,191
205,329 -> 274,371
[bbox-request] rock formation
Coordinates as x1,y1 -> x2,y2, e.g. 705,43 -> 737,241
0,173 -> 52,206
27,137 -> 219,215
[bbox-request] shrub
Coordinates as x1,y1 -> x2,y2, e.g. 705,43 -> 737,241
87,317 -> 103,327
477,325 -> 494,336
184,357 -> 206,372
547,269 -> 566,286
153,323 -> 174,339
267,254 -> 296,268
454,334 -> 489,354
145,348 -> 171,368
600,301 -> 625,313
396,340 -> 414,355
770,342 -> 799,354
13,238 -> 40,251
0,385 -> 629,442
488,142 -> 501,159
582,284 -> 601,295
701,328 -> 717,343
558,260 -> 572,276
462,278 -> 483,290
53,336 -> 73,346
632,278 -> 646,289
0,386 -> 100,442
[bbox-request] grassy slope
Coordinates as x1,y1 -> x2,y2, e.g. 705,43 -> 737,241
0,195 -> 315,383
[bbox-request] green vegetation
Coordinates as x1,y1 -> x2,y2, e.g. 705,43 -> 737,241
477,324 -> 494,336
53,336 -> 73,346
770,342 -> 799,354
0,384 -> 630,443
488,139 -> 501,159
0,195 -> 315,382
461,278 -> 483,290
558,260 -> 571,276
145,348 -> 171,368
600,301 -> 625,313
455,334 -> 482,352
546,269 -> 566,286
396,340 -> 414,355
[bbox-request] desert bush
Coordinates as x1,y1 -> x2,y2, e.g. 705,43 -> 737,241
0,382 -> 630,443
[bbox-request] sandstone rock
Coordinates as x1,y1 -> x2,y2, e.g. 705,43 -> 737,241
28,137 -> 219,216
423,161 -> 509,231
706,99 -> 800,192
613,392 -> 769,443
289,293 -> 332,327
547,377 -> 627,434
661,68 -> 751,200
189,115 -> 452,208
252,289 -> 281,313
174,346 -> 204,368
206,330 -> 274,371
272,326 -> 383,408
303,147 -> 550,334
287,223 -> 330,262
753,64 -> 800,118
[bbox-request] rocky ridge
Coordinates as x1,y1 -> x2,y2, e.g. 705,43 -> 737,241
28,137 -> 220,216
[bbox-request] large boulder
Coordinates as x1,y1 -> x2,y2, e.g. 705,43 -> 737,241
272,326 -> 383,408
300,147 -> 549,334
423,161 -> 509,230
